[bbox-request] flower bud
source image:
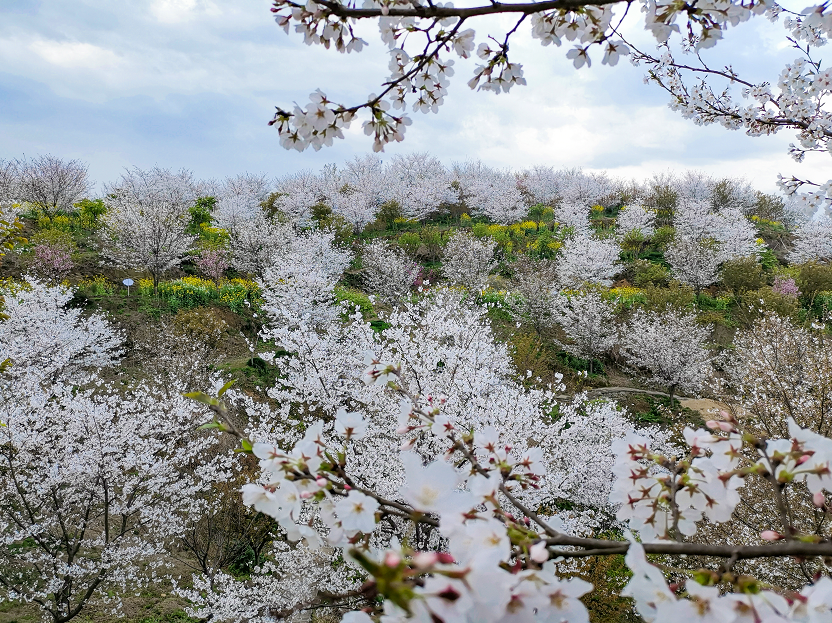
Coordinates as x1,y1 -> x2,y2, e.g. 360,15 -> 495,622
384,551 -> 402,568
761,530 -> 783,541
413,551 -> 439,568
316,477 -> 327,487
707,419 -> 734,432
529,541 -> 549,563
719,410 -> 735,423
814,491 -> 826,508
300,491 -> 313,499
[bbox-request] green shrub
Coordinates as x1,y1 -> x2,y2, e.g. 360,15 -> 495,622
187,197 -> 216,235
758,246 -> 779,271
620,229 -> 647,259
476,289 -> 518,321
30,228 -> 76,252
375,200 -> 403,228
639,281 -> 695,312
508,332 -> 552,386
735,286 -> 800,324
721,257 -> 766,293
334,287 -> 375,320
649,226 -> 675,250
78,275 -> 114,297
398,232 -> 421,257
173,306 -> 229,347
697,292 -> 733,311
527,204 -> 547,223
197,222 -> 230,249
605,286 -> 648,311
797,262 -> 832,299
554,350 -> 605,376
74,198 -> 107,230
311,203 -> 333,223
319,213 -> 354,245
811,291 -> 832,318
260,191 -> 285,218
630,259 -> 669,287
472,222 -> 490,238
750,192 -> 787,222
420,226 -> 444,260
37,214 -> 73,232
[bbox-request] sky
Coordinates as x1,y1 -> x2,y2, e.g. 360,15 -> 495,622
0,0 -> 828,194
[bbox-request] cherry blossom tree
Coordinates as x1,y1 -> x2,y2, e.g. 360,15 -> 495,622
0,379 -> 228,623
694,313 -> 832,588
228,215 -> 293,280
516,167 -> 618,209
213,173 -> 273,237
666,197 -> 760,291
13,154 -> 91,217
0,278 -> 229,623
0,159 -> 18,209
181,282 -> 683,620
441,230 -> 496,290
616,204 -> 656,237
273,169 -> 324,224
664,236 -> 722,293
620,307 -> 712,406
361,239 -> 419,304
0,279 -> 122,385
674,199 -> 758,261
517,165 -> 561,207
554,290 -> 617,374
101,167 -> 198,293
30,242 -> 74,283
789,214 -> 832,263
451,161 -> 526,224
507,256 -> 559,334
555,233 -> 620,288
552,202 -> 591,235
629,10 -> 832,210
383,153 -> 455,221
210,173 -> 295,280
196,248 -> 230,285
557,168 -> 618,207
260,228 -> 352,327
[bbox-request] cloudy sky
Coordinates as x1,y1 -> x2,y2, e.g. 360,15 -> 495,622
0,0 -> 827,193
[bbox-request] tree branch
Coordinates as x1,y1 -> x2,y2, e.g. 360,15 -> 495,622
291,0 -> 625,20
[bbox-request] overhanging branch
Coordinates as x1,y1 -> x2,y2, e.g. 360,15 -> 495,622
287,0 -> 628,20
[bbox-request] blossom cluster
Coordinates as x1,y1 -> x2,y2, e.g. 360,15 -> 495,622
264,0 -> 775,155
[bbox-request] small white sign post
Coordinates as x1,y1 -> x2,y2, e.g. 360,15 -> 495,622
123,278 -> 134,297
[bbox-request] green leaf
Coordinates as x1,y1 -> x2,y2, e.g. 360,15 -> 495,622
217,379 -> 236,397
183,391 -> 219,407
197,421 -> 223,431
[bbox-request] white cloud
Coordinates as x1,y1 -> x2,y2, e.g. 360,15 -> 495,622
149,0 -> 222,23
31,39 -> 122,70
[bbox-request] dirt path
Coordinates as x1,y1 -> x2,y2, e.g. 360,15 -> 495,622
584,387 -> 730,418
